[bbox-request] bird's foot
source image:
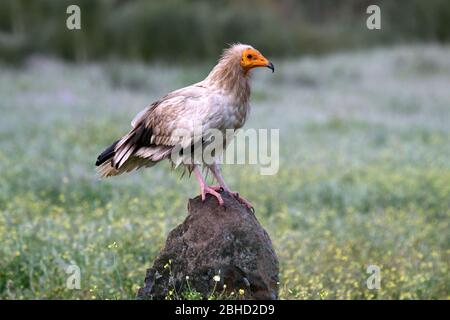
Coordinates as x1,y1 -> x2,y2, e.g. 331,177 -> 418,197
231,192 -> 253,211
201,185 -> 224,206
210,186 -> 253,210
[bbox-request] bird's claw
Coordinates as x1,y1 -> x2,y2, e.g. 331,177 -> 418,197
201,186 -> 224,206
208,186 -> 253,211
231,192 -> 254,211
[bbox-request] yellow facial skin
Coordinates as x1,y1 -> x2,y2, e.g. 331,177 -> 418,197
240,48 -> 274,73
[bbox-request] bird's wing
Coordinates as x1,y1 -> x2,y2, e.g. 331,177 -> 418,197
130,83 -> 208,128
113,84 -> 221,169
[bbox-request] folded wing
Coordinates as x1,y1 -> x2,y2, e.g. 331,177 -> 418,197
96,84 -> 219,177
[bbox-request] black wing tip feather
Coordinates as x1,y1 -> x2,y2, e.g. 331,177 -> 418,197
95,140 -> 119,167
95,157 -> 109,166
96,124 -> 152,168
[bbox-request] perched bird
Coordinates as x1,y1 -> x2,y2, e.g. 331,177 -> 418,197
96,43 -> 274,207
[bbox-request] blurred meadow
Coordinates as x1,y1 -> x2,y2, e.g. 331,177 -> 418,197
0,0 -> 449,300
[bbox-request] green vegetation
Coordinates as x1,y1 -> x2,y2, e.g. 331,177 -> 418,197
0,45 -> 449,299
1,0 -> 450,63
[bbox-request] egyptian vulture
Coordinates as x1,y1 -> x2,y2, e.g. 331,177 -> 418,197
95,44 -> 274,208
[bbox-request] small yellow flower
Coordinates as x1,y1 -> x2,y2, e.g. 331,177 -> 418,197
239,289 -> 245,295
107,241 -> 118,249
213,275 -> 221,282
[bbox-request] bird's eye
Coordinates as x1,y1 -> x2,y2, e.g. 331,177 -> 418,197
247,54 -> 253,59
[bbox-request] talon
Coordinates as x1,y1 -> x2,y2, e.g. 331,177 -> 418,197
229,191 -> 253,210
203,186 -> 224,205
194,166 -> 224,206
210,185 -> 224,192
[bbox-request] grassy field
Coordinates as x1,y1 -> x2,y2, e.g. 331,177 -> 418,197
0,45 -> 449,299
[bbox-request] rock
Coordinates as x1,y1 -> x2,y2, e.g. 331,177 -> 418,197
137,191 -> 279,300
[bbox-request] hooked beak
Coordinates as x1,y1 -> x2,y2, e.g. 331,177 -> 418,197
266,61 -> 275,73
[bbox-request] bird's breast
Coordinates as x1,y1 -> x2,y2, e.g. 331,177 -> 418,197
213,93 -> 249,130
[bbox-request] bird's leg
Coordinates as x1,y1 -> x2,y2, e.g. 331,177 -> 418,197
193,165 -> 224,206
209,163 -> 253,209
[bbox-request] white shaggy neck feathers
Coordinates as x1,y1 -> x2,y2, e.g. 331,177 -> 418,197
204,43 -> 252,106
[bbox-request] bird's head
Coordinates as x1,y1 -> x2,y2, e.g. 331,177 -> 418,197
240,47 -> 274,74
206,44 -> 274,89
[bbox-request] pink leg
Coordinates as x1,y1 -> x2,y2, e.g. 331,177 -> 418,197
193,165 -> 224,206
209,163 -> 253,209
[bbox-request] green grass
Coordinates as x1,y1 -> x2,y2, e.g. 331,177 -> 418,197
0,45 -> 449,299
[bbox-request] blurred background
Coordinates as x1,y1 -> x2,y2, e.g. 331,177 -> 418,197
1,0 -> 450,63
0,0 -> 449,300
